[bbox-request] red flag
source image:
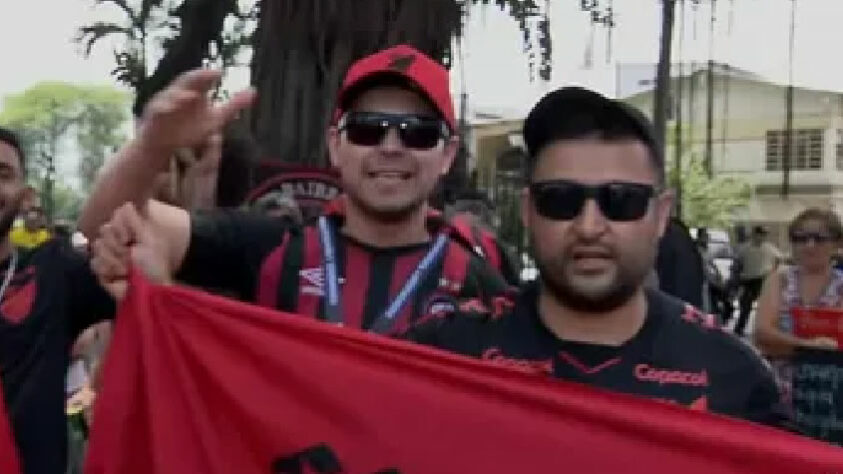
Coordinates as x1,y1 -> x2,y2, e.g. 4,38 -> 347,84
792,306 -> 843,348
0,385 -> 20,474
86,273 -> 843,474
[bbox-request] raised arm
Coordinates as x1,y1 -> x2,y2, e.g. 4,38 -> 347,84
78,69 -> 255,239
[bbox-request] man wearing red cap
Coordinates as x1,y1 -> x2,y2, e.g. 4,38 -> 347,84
82,45 -> 509,334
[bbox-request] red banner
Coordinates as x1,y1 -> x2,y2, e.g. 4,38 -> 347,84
0,390 -> 20,474
86,273 -> 843,474
792,307 -> 843,348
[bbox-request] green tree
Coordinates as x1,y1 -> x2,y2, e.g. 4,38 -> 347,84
0,83 -> 129,216
76,87 -> 132,190
669,154 -> 751,229
77,0 -> 252,115
79,0 -> 553,188
52,183 -> 85,221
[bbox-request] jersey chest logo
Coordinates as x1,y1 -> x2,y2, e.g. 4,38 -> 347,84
299,267 -> 325,297
1,268 -> 37,324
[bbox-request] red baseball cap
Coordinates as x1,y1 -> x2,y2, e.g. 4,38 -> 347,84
334,45 -> 456,132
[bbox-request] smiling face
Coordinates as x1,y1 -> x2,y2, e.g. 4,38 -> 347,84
327,85 -> 457,222
0,141 -> 28,238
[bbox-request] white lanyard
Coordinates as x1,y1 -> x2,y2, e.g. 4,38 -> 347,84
0,250 -> 18,305
317,216 -> 449,333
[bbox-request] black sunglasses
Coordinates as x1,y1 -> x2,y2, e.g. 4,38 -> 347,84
530,180 -> 658,222
790,231 -> 837,245
338,112 -> 449,150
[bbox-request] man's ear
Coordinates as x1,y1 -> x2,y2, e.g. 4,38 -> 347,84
326,127 -> 342,169
655,190 -> 676,239
440,136 -> 459,175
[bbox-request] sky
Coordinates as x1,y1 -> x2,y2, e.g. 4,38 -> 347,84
3,0 -> 843,179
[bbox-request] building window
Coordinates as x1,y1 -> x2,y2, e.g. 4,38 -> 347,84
836,130 -> 843,170
766,128 -> 823,171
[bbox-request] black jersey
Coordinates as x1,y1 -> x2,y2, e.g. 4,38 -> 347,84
406,283 -> 782,425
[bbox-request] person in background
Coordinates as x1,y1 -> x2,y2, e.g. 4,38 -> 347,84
695,228 -> 733,325
10,203 -> 51,250
253,193 -> 303,227
735,226 -> 783,336
755,208 -> 842,419
448,195 -> 520,286
0,127 -> 115,474
655,217 -> 704,308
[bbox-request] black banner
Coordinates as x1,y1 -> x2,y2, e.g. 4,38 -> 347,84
247,162 -> 341,221
793,349 -> 843,445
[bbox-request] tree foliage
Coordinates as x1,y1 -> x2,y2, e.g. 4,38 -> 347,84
668,153 -> 751,229
77,0 -> 254,115
0,83 -> 129,215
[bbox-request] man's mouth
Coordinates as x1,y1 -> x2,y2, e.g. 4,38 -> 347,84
367,171 -> 413,181
568,247 -> 614,272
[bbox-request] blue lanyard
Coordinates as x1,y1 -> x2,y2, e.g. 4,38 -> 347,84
317,216 -> 449,333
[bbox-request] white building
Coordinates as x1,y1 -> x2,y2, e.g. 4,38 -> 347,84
622,63 -> 843,244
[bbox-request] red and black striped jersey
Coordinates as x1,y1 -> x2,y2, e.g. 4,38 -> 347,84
177,208 -> 512,335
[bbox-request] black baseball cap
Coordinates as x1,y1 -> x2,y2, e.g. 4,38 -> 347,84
522,87 -> 664,180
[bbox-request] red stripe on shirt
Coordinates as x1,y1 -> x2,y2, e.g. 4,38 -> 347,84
341,243 -> 371,329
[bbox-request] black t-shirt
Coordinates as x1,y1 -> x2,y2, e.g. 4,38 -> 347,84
177,210 -> 510,333
406,283 -> 782,425
0,239 -> 115,474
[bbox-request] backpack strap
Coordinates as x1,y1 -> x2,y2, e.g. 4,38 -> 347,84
472,225 -> 502,272
440,239 -> 472,296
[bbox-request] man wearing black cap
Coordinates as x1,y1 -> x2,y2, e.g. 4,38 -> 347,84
406,87 -> 782,425
84,45 -> 508,335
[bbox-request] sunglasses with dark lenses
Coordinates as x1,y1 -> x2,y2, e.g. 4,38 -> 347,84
790,231 -> 836,245
530,180 -> 657,222
338,112 -> 449,150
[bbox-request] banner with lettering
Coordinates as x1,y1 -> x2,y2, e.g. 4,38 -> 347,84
86,273 -> 843,474
247,163 -> 341,221
792,307 -> 843,348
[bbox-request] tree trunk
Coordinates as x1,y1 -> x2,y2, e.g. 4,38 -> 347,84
652,0 -> 676,156
133,0 -> 238,116
250,0 -> 460,168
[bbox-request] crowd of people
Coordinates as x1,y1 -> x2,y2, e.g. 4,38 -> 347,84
0,44 -> 841,472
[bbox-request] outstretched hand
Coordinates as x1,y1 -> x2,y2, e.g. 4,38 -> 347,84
138,69 -> 255,156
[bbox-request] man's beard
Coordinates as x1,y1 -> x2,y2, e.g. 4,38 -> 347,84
534,242 -> 652,314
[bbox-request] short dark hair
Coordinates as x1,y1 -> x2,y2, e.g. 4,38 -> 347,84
523,87 -> 664,185
0,126 -> 26,175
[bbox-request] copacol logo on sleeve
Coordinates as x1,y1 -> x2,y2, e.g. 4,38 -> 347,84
271,444 -> 400,474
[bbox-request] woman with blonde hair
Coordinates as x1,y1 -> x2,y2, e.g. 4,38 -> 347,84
755,207 -> 843,415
